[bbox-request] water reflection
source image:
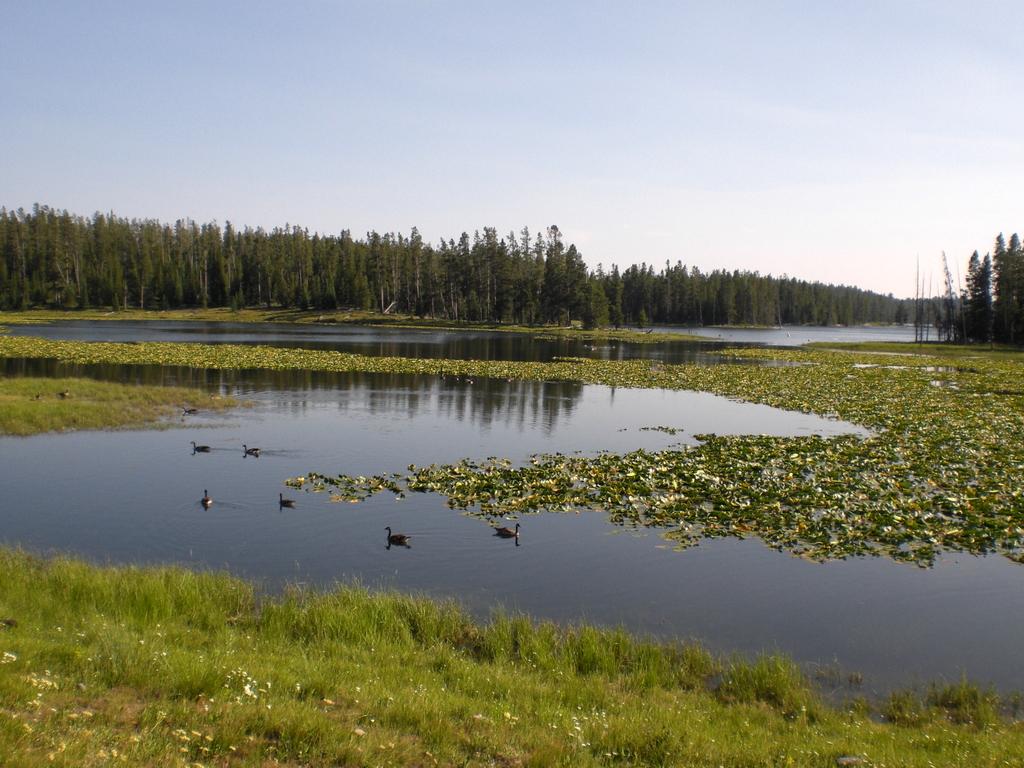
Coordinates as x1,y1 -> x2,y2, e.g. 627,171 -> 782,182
1,357 -> 1020,693
3,358 -> 586,434
0,384 -> 1018,694
2,357 -> 863,442
3,325 -> 1009,695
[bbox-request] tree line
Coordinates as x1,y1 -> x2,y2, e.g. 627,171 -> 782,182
1,204 -> 913,328
925,233 -> 1024,345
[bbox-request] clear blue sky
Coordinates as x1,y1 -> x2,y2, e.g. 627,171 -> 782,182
2,0 -> 1022,296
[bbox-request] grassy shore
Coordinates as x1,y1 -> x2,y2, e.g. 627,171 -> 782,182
0,377 -> 236,436
0,549 -> 1020,767
0,307 -> 401,326
0,307 -> 701,343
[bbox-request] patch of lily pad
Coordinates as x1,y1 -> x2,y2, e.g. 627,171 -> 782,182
2,334 -> 1023,565
639,425 -> 685,435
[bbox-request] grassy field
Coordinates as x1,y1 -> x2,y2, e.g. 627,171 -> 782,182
0,549 -> 1021,767
0,377 -> 236,436
0,307 -> 700,343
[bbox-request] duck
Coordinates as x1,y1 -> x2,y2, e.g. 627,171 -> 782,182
58,390 -> 71,399
243,444 -> 261,457
182,407 -> 199,415
494,523 -> 520,538
191,441 -> 211,453
279,493 -> 296,509
385,527 -> 411,546
201,489 -> 213,508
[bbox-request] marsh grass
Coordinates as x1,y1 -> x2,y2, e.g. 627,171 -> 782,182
883,690 -> 930,726
0,549 -> 1022,766
883,682 -> 1005,729
0,377 -> 236,436
715,654 -> 819,720
926,679 -> 1002,727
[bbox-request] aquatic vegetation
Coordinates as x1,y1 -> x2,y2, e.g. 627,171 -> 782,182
0,548 -> 1021,766
3,334 -> 1024,565
282,349 -> 1021,565
0,335 -> 694,382
926,680 -> 1002,727
639,425 -> 684,435
292,424 -> 1024,565
0,376 -> 237,436
808,339 -> 1024,361
0,308 -> 702,341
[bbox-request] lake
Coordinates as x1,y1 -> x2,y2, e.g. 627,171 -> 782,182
6,320 -> 735,364
5,319 -> 917,358
1,323 -> 1022,697
661,324 -> 918,345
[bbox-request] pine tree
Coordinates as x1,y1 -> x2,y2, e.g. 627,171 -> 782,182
583,279 -> 610,329
1009,234 -> 1024,343
964,251 -> 993,343
993,234 -> 1012,342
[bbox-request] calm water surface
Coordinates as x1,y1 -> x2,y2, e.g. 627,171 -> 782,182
666,324 -> 917,345
1,361 -> 1022,696
9,319 -> 917,355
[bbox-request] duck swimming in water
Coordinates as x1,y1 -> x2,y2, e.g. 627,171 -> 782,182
385,527 -> 411,547
494,523 -> 520,539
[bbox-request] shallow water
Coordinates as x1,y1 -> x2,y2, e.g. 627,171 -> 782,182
1,364 -> 1022,695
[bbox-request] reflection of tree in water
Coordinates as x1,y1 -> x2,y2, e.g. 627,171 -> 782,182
1,358 -> 584,433
432,377 -> 581,434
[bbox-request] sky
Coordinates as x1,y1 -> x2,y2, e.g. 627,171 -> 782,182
2,1 -> 1022,297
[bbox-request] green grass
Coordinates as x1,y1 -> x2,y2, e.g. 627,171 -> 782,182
0,377 -> 236,436
0,549 -> 1021,767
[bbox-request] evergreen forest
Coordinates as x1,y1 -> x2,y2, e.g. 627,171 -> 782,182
5,203 -> 1017,336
